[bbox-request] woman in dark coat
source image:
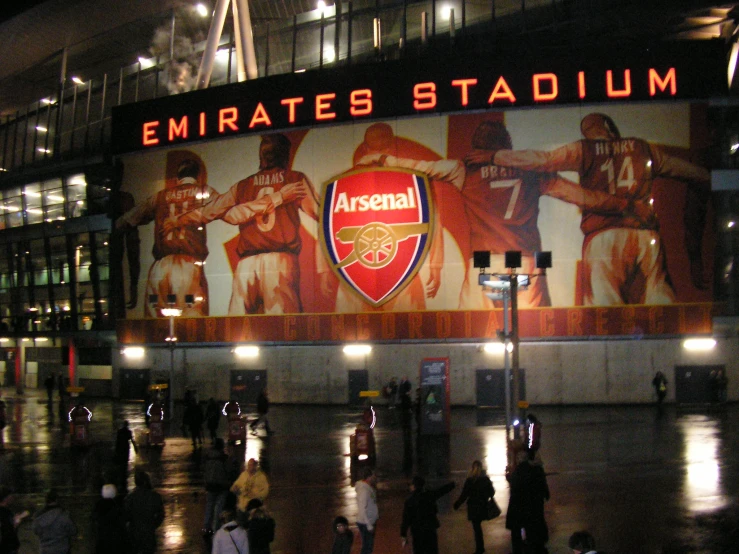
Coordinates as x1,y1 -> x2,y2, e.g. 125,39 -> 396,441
92,484 -> 129,554
453,460 -> 495,554
506,451 -> 550,554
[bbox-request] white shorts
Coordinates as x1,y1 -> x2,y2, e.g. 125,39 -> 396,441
145,255 -> 209,317
229,252 -> 302,315
582,228 -> 675,306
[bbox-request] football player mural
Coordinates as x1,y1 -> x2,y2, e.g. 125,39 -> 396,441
118,103 -> 713,339
117,150 -> 214,317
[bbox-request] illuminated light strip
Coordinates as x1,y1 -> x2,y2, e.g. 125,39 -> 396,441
683,338 -> 716,351
343,344 -> 372,356
234,345 -> 259,357
122,347 -> 145,358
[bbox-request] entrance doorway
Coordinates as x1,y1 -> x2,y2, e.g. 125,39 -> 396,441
475,368 -> 527,408
230,370 -> 267,406
348,369 -> 369,406
674,365 -> 724,404
120,369 -> 151,400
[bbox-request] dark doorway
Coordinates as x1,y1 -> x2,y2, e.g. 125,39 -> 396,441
674,365 -> 724,404
475,368 -> 527,408
348,369 -> 369,406
230,370 -> 267,406
119,369 -> 150,400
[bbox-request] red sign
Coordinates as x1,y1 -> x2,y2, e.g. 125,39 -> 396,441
117,304 -> 713,344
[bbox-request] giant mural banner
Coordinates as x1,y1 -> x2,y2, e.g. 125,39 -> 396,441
116,103 -> 713,343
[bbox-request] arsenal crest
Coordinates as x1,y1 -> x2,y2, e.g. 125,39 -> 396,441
320,167 -> 434,306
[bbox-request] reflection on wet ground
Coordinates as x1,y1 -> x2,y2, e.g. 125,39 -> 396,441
0,389 -> 737,553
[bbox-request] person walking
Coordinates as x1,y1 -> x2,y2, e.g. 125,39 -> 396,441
400,476 -> 455,554
91,484 -> 129,554
114,420 -> 137,493
246,499 -> 275,554
44,374 -> 55,404
568,530 -> 600,553
185,399 -> 205,448
0,487 -> 22,554
331,516 -> 354,554
203,438 -> 231,537
506,451 -> 550,554
206,398 -> 221,443
652,371 -> 668,405
355,468 -> 379,554
249,388 -> 272,436
454,460 -> 496,554
114,420 -> 137,464
124,471 -> 164,554
230,459 -> 269,516
211,506 -> 249,554
32,489 -> 77,554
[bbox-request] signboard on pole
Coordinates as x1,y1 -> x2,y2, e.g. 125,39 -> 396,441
419,357 -> 450,435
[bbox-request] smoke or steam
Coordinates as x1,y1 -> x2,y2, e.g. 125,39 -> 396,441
149,5 -> 208,95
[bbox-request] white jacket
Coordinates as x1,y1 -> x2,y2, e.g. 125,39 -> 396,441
355,480 -> 379,530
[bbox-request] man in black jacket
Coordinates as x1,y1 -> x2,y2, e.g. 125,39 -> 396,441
400,476 -> 455,554
506,451 -> 550,554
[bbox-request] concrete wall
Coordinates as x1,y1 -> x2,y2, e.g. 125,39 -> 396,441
112,336 -> 739,405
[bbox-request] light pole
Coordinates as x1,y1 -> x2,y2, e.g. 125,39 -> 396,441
161,294 -> 181,420
475,250 -> 551,464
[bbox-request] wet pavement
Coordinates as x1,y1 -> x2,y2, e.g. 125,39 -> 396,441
0,388 -> 737,553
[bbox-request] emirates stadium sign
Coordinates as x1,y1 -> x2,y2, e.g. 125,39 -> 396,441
111,41 -> 725,154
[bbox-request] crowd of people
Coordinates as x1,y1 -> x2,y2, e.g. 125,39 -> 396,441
0,382 -> 614,554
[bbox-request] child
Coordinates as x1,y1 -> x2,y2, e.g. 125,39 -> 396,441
331,515 -> 353,554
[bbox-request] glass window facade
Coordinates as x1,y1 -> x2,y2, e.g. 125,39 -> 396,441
0,168 -> 112,334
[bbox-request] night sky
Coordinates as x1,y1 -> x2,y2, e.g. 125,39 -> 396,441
0,0 -> 49,24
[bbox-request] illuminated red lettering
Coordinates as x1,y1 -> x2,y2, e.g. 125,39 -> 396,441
595,308 -> 609,335
168,116 -> 188,141
249,103 -> 272,128
606,69 -> 631,98
413,82 -> 437,110
408,313 -> 423,339
331,315 -> 345,341
218,107 -> 239,133
281,97 -> 304,123
316,93 -> 337,120
356,314 -> 370,340
487,77 -> 516,104
648,307 -> 664,334
381,314 -> 395,339
649,68 -> 677,96
307,316 -> 321,340
350,89 -> 373,116
567,309 -> 583,336
142,121 -> 160,146
452,78 -> 478,106
436,312 -> 452,338
541,310 -> 555,337
284,316 -> 297,340
532,73 -> 558,101
578,71 -> 586,99
622,307 -> 635,334
199,112 -> 206,136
